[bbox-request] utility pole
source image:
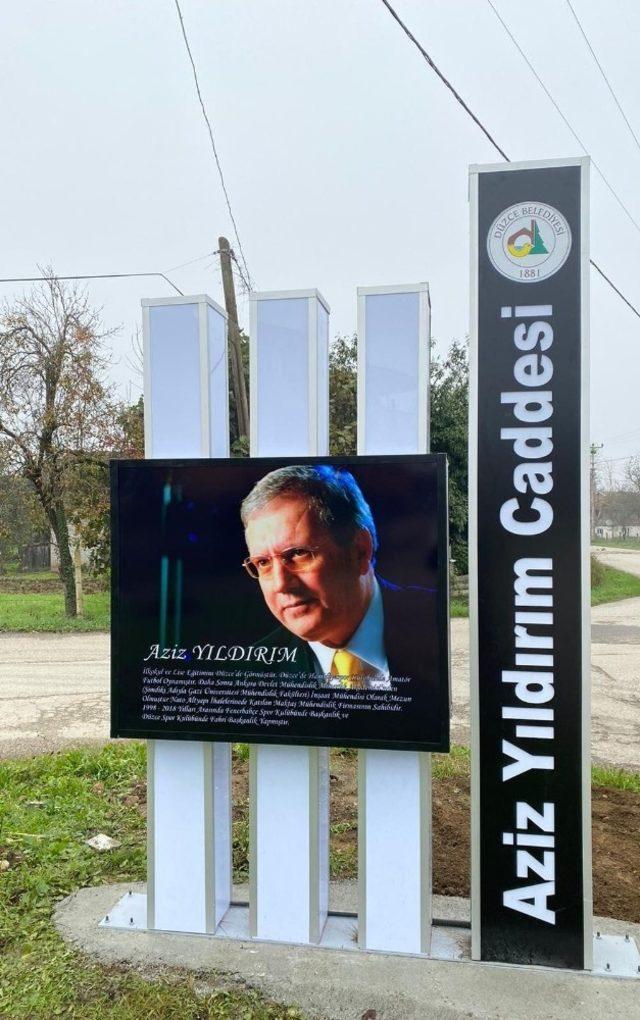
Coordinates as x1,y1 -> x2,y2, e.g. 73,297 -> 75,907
218,236 -> 250,442
590,442 -> 604,537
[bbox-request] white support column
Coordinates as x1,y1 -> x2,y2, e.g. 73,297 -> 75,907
248,289 -> 330,944
143,295 -> 232,933
356,283 -> 433,954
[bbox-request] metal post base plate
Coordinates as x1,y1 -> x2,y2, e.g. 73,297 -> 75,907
100,893 -> 640,978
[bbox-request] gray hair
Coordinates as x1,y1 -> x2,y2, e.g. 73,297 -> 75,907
240,464 -> 378,556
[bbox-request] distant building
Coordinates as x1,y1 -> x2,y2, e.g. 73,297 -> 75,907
594,522 -> 640,540
50,525 -> 91,572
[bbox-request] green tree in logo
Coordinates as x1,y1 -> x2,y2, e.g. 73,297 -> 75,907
529,220 -> 548,255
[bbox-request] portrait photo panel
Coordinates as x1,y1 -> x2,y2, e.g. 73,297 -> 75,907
111,454 -> 450,752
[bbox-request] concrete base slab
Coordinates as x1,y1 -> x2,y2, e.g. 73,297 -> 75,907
100,889 -> 470,961
56,883 -> 640,1020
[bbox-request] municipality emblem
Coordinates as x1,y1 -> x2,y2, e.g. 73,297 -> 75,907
487,202 -> 572,283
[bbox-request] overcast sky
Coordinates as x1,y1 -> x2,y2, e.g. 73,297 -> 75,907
2,0 -> 639,477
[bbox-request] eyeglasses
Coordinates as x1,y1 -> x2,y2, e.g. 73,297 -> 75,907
242,545 -> 321,580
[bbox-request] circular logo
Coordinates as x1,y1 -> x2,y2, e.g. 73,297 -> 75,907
487,201 -> 572,283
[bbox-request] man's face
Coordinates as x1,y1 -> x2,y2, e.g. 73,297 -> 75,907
244,495 -> 372,647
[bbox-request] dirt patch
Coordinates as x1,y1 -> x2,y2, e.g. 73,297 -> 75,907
227,752 -> 640,925
434,776 -> 639,924
432,773 -> 471,899
433,778 -> 640,924
591,786 -> 640,923
232,758 -> 250,880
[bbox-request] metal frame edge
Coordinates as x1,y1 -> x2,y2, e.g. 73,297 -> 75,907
357,749 -> 366,949
468,166 -> 482,961
579,156 -> 593,970
249,746 -> 258,936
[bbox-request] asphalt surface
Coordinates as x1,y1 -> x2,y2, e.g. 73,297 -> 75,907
0,632 -> 111,761
450,594 -> 640,771
1,592 -> 639,769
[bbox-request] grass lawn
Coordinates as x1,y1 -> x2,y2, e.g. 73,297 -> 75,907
592,538 -> 640,551
1,743 -> 638,1018
450,562 -> 640,618
450,598 -> 468,618
0,592 -> 110,633
427,743 -> 640,794
591,564 -> 640,606
0,744 -> 306,1020
0,561 -> 638,631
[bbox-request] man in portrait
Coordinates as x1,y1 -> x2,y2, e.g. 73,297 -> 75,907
240,464 -> 431,689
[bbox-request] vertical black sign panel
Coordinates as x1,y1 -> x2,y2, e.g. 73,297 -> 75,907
472,161 -> 589,969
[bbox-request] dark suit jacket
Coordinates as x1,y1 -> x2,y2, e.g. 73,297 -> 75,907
254,576 -> 447,748
258,576 -> 436,682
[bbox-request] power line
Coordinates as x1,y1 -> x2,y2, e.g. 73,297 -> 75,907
0,271 -> 183,295
565,0 -> 640,156
601,426 -> 640,444
173,0 -> 254,290
228,248 -> 252,294
487,0 -> 640,239
601,430 -> 640,446
590,260 -> 640,320
164,250 -> 216,273
165,246 -> 252,295
377,0 -> 640,322
600,453 -> 639,464
379,0 -> 509,160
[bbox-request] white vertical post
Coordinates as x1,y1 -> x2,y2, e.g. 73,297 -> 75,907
248,289 -> 330,944
356,283 -> 432,954
143,295 -> 232,933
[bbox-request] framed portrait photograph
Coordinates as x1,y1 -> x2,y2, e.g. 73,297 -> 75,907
111,454 -> 450,752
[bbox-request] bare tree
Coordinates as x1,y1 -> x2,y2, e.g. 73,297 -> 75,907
0,272 -> 119,615
599,457 -> 621,497
626,455 -> 640,495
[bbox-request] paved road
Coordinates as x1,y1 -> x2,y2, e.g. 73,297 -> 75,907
1,592 -> 639,768
0,633 -> 111,760
451,595 -> 640,771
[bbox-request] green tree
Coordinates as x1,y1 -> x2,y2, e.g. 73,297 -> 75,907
0,467 -> 49,571
0,274 -> 120,614
326,332 -> 469,571
67,397 -> 145,576
329,334 -> 357,455
430,339 -> 469,574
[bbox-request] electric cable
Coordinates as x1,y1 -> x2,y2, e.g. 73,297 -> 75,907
599,453 -> 639,464
487,0 -> 640,238
164,250 -> 217,273
600,426 -> 640,444
377,0 -> 640,322
565,0 -> 640,156
0,271 -> 183,295
379,0 -> 509,160
165,247 -> 252,294
589,260 -> 640,320
173,0 -> 254,290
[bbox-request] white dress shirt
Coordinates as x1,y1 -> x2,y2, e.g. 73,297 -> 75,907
308,579 -> 390,689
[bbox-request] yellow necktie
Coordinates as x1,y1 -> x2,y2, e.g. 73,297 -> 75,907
331,649 -> 369,689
